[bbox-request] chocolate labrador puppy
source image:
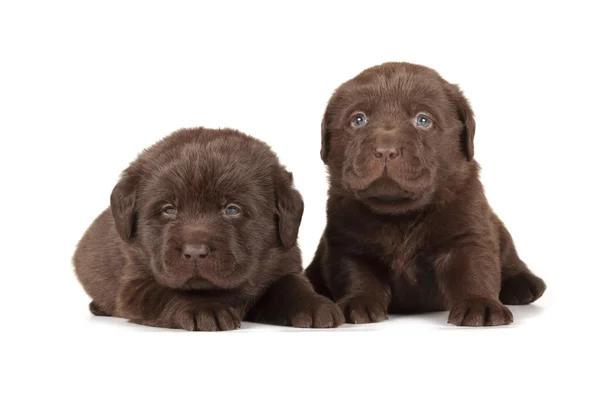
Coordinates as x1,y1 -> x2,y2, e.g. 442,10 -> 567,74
74,127 -> 343,330
305,62 -> 546,326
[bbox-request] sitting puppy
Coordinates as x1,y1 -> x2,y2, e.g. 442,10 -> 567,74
74,127 -> 343,330
305,62 -> 546,326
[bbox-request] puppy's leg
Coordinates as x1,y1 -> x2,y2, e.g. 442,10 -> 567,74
304,241 -> 333,298
496,218 -> 546,305
248,273 -> 344,328
436,243 -> 513,327
116,277 -> 243,331
326,252 -> 391,324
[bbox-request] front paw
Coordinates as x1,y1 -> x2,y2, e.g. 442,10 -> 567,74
337,296 -> 388,324
287,296 -> 344,328
158,302 -> 241,331
448,298 -> 513,327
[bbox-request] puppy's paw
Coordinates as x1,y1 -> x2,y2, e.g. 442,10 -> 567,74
448,298 -> 513,327
89,301 -> 110,316
287,296 -> 344,328
500,273 -> 546,305
337,296 -> 388,324
160,303 -> 241,331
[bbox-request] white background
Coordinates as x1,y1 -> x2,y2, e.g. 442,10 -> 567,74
1,1 -> 599,398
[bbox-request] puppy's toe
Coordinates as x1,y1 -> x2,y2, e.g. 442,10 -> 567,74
171,309 -> 197,331
312,301 -> 345,328
89,301 -> 110,316
290,311 -> 314,328
500,273 -> 546,305
337,296 -> 388,324
193,307 -> 240,331
448,298 -> 513,327
486,304 -> 514,326
288,297 -> 344,328
193,310 -> 219,331
212,307 -> 241,331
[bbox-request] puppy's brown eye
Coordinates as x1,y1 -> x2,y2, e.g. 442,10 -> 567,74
224,204 -> 241,216
415,114 -> 432,128
351,113 -> 368,128
162,206 -> 176,216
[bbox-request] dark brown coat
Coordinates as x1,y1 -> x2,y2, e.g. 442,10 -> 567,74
305,62 -> 546,326
74,127 -> 343,330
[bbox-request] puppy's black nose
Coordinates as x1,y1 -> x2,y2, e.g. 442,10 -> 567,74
183,243 -> 210,261
374,147 -> 399,161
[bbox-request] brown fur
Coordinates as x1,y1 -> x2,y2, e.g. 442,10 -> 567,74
74,127 -> 343,330
305,62 -> 546,326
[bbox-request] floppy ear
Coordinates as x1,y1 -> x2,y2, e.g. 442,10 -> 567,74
274,170 -> 304,248
110,169 -> 139,241
320,105 -> 331,164
448,84 -> 476,161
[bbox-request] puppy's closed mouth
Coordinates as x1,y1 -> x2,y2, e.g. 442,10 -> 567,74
363,195 -> 414,205
356,177 -> 419,201
181,276 -> 218,291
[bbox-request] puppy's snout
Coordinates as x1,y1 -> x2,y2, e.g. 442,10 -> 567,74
182,243 -> 211,262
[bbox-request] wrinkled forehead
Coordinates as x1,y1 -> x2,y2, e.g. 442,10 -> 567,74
141,149 -> 273,208
333,66 -> 452,117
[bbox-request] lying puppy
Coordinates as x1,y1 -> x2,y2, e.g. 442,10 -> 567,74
74,127 -> 343,330
306,62 -> 546,326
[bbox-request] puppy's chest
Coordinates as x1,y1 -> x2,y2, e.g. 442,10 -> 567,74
384,230 -> 444,311
377,224 -> 430,285
336,216 -> 434,282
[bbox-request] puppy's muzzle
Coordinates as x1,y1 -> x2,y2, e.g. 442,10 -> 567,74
179,227 -> 220,269
371,129 -> 421,172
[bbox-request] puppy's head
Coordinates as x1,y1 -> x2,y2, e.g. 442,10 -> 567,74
110,128 -> 303,290
321,62 -> 476,214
